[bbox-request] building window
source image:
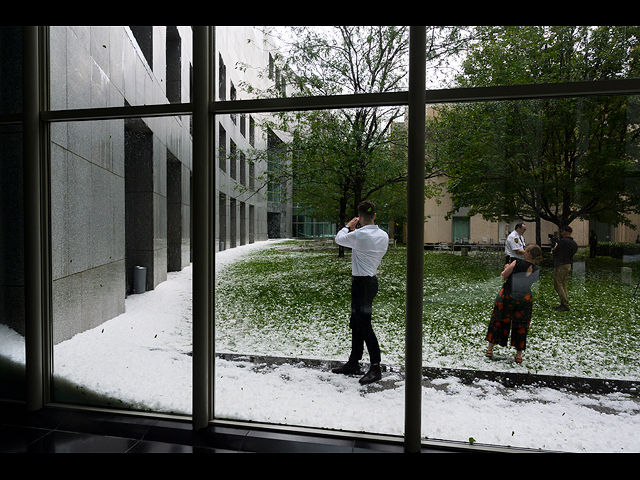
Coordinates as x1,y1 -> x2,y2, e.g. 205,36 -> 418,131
130,26 -> 153,70
230,140 -> 236,180
6,25 -> 640,454
218,124 -> 226,172
166,26 -> 181,104
230,81 -> 236,124
218,53 -> 226,101
239,152 -> 246,185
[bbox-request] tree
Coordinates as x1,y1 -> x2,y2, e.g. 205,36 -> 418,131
428,26 -> 640,244
239,26 -> 469,230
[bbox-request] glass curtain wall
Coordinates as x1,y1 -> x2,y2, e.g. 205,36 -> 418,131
420,26 -> 640,450
212,26 -> 640,450
214,107 -> 408,436
424,96 -> 640,360
4,25 -> 640,452
292,204 -> 337,239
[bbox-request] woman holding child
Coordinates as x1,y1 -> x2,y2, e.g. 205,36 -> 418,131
485,244 -> 542,364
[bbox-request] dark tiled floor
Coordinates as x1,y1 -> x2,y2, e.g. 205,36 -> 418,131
0,402 -> 462,453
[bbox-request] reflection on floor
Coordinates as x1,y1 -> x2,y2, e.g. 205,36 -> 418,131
6,351 -> 635,453
0,402 -> 461,453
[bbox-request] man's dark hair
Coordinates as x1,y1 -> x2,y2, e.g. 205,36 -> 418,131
358,201 -> 376,223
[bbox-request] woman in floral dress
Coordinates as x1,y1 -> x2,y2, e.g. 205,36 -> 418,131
485,244 -> 542,364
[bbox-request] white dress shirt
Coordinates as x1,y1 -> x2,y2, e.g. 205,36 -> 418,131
505,229 -> 526,260
335,225 -> 389,277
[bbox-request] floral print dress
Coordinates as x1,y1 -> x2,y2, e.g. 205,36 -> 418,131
486,259 -> 539,351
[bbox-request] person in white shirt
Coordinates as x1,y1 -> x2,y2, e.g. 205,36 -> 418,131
332,201 -> 389,385
505,222 -> 526,264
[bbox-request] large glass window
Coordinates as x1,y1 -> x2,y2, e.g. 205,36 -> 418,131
424,95 -> 640,374
214,105 -> 407,434
47,26 -> 193,414
49,116 -> 192,413
212,23 -> 411,434
3,25 -> 640,453
220,26 -> 410,98
49,26 -> 194,111
423,26 -> 640,90
211,26 -> 640,451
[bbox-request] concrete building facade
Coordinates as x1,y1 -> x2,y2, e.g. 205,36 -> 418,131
47,26 -> 196,344
1,26 -> 287,347
215,26 -> 291,251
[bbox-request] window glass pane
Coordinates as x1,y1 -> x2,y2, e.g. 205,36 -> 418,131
292,204 -> 337,239
50,115 -> 192,413
215,25 -> 408,437
0,26 -> 22,115
428,26 -> 640,89
423,94 -> 640,450
0,125 -> 25,401
217,26 -> 409,100
214,104 -> 408,436
49,26 -> 192,111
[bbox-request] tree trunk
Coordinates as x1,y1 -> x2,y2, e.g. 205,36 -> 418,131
338,194 -> 347,258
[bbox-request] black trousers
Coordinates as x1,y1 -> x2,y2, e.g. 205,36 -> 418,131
349,275 -> 381,365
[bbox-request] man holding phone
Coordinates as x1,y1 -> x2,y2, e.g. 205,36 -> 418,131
332,201 -> 389,385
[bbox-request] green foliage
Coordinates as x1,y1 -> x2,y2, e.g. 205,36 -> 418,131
595,241 -> 640,259
428,26 -> 640,229
238,27 -> 470,225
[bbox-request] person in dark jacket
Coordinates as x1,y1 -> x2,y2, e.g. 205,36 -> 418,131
589,230 -> 597,258
553,226 -> 579,312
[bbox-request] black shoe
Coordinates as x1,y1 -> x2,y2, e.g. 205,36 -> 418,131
554,305 -> 570,312
332,359 -> 362,375
359,363 -> 382,385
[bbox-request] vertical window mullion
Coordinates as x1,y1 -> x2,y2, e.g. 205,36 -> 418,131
191,25 -> 214,430
404,26 -> 426,453
23,25 -> 50,412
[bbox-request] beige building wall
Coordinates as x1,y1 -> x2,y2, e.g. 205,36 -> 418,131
615,214 -> 640,243
421,178 -> 608,248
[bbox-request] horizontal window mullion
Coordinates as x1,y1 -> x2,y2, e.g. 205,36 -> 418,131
211,77 -> 640,116
40,103 -> 192,122
211,91 -> 408,114
27,78 -> 640,123
426,78 -> 640,104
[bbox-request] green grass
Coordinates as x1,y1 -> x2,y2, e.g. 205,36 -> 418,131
215,240 -> 640,380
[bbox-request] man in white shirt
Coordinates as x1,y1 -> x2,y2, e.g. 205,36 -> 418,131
332,201 -> 389,385
505,222 -> 526,264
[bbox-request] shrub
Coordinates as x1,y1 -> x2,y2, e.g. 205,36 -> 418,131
596,241 -> 640,259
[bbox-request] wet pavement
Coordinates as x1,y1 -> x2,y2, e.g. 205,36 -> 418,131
216,352 -> 640,398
